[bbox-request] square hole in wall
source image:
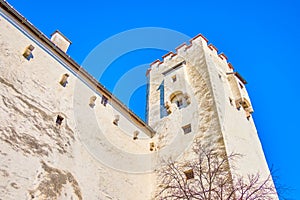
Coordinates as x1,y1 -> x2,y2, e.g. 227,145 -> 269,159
101,95 -> 108,106
59,73 -> 69,87
56,115 -> 64,126
184,169 -> 194,180
172,75 -> 177,82
182,124 -> 191,134
23,45 -> 35,60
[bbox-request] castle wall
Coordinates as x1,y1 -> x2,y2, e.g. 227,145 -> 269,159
0,1 -> 276,199
201,41 -> 271,179
147,35 -> 226,163
147,33 -> 276,197
0,9 -> 155,200
205,43 -> 270,181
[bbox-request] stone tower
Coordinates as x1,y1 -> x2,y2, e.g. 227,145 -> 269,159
147,34 -> 275,191
0,0 -> 277,199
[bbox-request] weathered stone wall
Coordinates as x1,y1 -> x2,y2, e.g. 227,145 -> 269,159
0,10 -> 155,200
0,2 -> 275,199
147,34 -> 275,196
201,41 -> 271,179
148,35 -> 226,167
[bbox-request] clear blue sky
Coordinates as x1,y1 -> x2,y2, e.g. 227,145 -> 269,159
6,0 -> 299,199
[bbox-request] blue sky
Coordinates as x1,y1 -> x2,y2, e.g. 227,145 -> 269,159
6,0 -> 300,199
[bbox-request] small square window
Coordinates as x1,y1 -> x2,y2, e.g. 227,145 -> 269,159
56,115 -> 64,126
172,75 -> 177,82
101,95 -> 108,106
23,45 -> 35,60
59,73 -> 69,87
184,169 -> 194,180
182,124 -> 191,134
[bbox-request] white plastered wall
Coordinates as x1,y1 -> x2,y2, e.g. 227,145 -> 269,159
0,11 -> 155,200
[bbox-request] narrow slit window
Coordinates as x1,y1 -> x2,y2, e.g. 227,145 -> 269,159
182,124 -> 192,134
59,73 -> 69,87
229,97 -> 233,106
239,82 -> 244,89
56,115 -> 64,126
133,131 -> 139,140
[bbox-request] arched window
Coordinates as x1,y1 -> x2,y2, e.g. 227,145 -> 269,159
236,98 -> 253,113
169,91 -> 190,109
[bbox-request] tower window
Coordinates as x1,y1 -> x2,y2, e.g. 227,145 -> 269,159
56,115 -> 64,126
59,73 -> 69,87
184,169 -> 194,180
172,75 -> 177,82
182,124 -> 192,134
170,91 -> 189,109
101,95 -> 108,106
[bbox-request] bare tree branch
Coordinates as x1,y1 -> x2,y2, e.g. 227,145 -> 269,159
155,143 -> 280,200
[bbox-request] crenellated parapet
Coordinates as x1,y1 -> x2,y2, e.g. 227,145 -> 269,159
0,1 -> 277,199
148,33 -> 253,120
149,33 -> 236,74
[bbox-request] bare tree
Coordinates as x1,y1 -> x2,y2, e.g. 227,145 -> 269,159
155,144 -> 278,200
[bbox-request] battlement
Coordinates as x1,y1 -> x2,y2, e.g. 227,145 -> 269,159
149,33 -> 235,73
0,1 -> 277,199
